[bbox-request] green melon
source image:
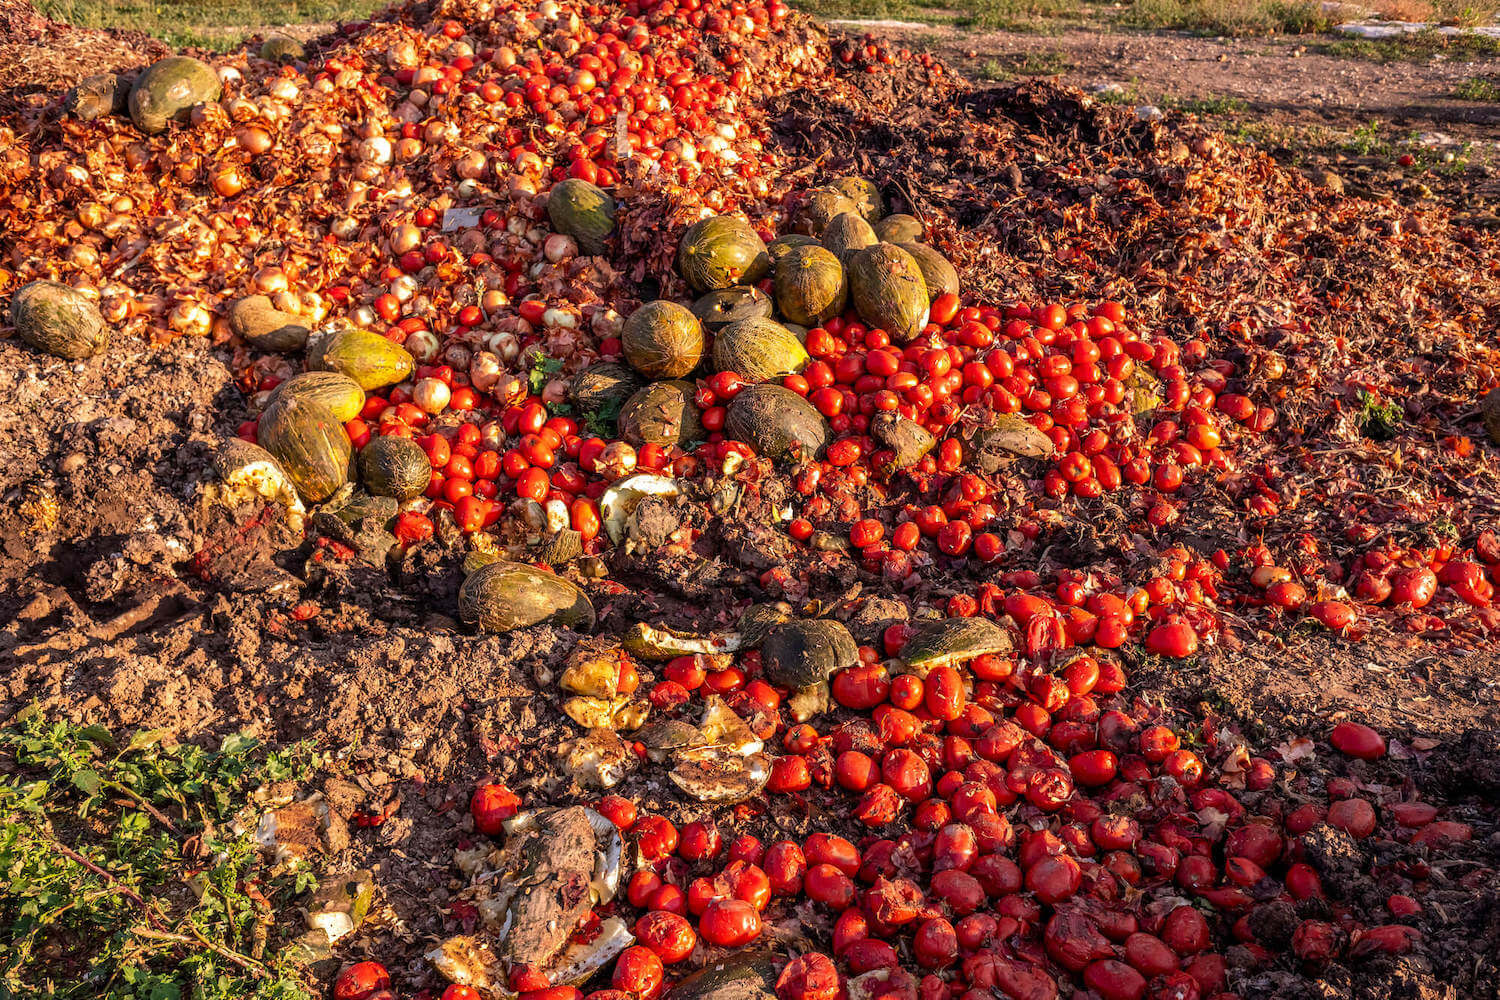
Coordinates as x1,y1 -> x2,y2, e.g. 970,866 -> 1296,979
308,328 -> 414,390
259,35 -> 306,62
792,187 -> 858,238
547,178 -> 616,255
725,384 -> 831,464
359,435 -> 431,501
874,214 -> 923,244
692,286 -> 774,332
618,380 -> 704,448
774,245 -> 846,328
712,318 -> 809,383
898,242 -> 959,300
767,234 -> 818,263
678,216 -> 769,292
821,212 -> 878,266
621,301 -> 705,379
269,371 -> 365,422
9,281 -> 108,360
257,395 -> 352,503
848,243 -> 929,344
832,176 -> 884,224
128,56 -> 222,135
459,561 -> 596,633
65,72 -> 130,121
570,362 -> 645,428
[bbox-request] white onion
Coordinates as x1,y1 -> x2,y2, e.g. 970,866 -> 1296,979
359,136 -> 392,165
413,378 -> 451,415
391,274 -> 419,301
544,234 -> 578,263
545,498 -> 570,534
405,329 -> 441,362
470,351 -> 503,392
487,331 -> 520,363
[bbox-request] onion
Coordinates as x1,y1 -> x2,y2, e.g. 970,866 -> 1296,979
390,224 -> 423,255
480,421 -> 504,451
487,331 -> 520,362
253,267 -> 288,294
271,289 -> 302,314
211,167 -> 244,197
413,377 -> 451,415
597,442 -> 637,480
235,125 -> 273,155
544,234 -> 578,263
390,275 -> 418,301
470,351 -> 503,392
404,329 -> 441,363
359,136 -> 392,165
443,343 -> 472,369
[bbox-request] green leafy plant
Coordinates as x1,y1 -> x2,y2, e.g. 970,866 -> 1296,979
1453,76 -> 1500,102
1356,390 -> 1404,441
1,712 -> 320,999
528,354 -> 566,396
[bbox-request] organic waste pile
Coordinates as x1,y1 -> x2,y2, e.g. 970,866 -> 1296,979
2,1 -> 1500,1000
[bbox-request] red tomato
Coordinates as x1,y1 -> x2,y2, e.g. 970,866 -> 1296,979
633,911 -> 696,964
334,962 -> 390,1000
698,899 -> 761,947
470,783 -> 520,835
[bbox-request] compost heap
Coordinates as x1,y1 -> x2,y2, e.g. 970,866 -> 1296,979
2,0 -> 1499,999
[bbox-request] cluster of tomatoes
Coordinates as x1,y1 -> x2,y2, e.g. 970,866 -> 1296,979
394,637 -> 1470,1000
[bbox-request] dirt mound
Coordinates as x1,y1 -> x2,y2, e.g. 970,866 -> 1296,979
0,0 -> 169,96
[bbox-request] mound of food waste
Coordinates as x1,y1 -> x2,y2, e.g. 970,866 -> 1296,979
1,0 -> 1498,999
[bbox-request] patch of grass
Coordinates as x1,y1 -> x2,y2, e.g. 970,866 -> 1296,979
1093,83 -> 1147,104
33,0 -> 388,50
1319,27 -> 1500,63
1369,0 -> 1500,21
958,0 -> 1080,29
1168,93 -> 1250,114
1,711 -> 322,999
1344,119 -> 1394,156
1453,76 -> 1500,101
786,0 -> 959,24
1123,0 -> 1333,35
974,49 -> 1073,78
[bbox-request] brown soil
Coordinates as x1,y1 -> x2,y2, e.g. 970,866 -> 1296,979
866,21 -> 1500,225
0,0 -> 170,94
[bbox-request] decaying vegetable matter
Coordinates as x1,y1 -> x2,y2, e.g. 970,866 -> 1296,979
5,1 -> 1500,1000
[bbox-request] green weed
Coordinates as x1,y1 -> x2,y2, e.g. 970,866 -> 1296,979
1453,76 -> 1500,101
1,712 -> 321,999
